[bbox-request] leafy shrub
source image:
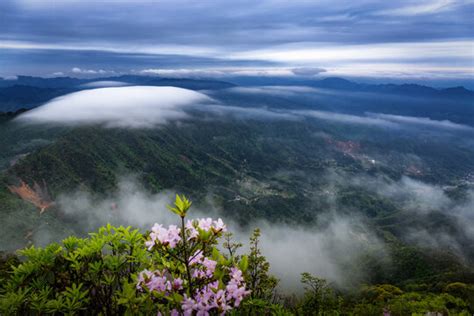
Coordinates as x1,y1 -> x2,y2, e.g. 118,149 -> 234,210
0,224 -> 148,314
297,272 -> 342,315
354,284 -> 471,316
1,194 -> 472,315
0,195 -> 251,315
247,228 -> 278,302
388,292 -> 469,316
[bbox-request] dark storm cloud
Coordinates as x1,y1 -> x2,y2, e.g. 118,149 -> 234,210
0,0 -> 472,79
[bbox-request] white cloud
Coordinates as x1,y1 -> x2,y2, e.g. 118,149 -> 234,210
140,68 -> 228,77
291,110 -> 473,131
360,176 -> 452,212
229,68 -> 298,77
136,64 -> 474,79
376,0 -> 455,16
347,173 -> 474,260
228,40 -> 474,64
71,67 -> 113,75
250,216 -> 383,290
325,63 -> 474,79
1,38 -> 472,79
228,86 -> 321,97
0,40 -> 218,59
139,67 -> 315,78
203,104 -> 299,121
291,110 -> 400,128
368,113 -> 474,131
291,67 -> 327,76
17,86 -> 213,128
55,177 -> 384,291
79,81 -> 130,88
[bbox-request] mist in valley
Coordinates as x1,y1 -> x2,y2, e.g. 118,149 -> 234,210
3,84 -> 474,293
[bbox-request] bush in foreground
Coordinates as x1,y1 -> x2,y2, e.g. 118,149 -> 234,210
0,195 -> 473,315
0,195 -> 253,315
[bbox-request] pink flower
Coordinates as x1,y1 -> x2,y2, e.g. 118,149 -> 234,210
225,267 -> 250,306
182,295 -> 196,315
202,258 -> 217,276
194,288 -> 213,315
189,250 -> 204,265
151,223 -> 162,232
147,223 -> 182,249
166,225 -> 182,248
229,267 -> 244,284
186,220 -> 199,240
212,218 -> 226,233
192,269 -> 206,279
136,269 -> 153,290
147,274 -> 168,292
198,218 -> 213,231
150,223 -> 169,245
172,278 -> 183,291
208,281 -> 219,290
170,309 -> 180,316
145,239 -> 155,250
226,284 -> 250,307
213,289 -> 232,313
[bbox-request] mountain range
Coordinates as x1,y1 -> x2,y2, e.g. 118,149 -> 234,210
1,75 -> 472,113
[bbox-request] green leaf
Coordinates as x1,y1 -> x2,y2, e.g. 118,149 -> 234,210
239,255 -> 248,272
167,194 -> 192,217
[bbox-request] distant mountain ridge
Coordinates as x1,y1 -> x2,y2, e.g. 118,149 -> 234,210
309,77 -> 474,99
0,75 -> 472,114
0,75 -> 235,89
1,75 -> 472,92
0,85 -> 73,112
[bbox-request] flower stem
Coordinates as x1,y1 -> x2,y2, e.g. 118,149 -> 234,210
181,215 -> 193,294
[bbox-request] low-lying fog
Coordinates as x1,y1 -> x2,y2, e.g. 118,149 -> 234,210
27,171 -> 472,292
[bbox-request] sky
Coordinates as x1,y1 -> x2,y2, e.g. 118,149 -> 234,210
0,0 -> 473,86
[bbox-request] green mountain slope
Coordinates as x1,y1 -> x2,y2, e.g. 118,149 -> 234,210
1,100 -> 474,289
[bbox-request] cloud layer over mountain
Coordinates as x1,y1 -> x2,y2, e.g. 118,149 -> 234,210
17,84 -> 473,133
17,86 -> 213,128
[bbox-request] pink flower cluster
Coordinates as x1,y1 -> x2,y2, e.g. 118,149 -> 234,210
136,269 -> 183,293
181,267 -> 250,315
145,218 -> 226,250
137,265 -> 250,315
145,224 -> 182,250
227,267 -> 250,306
140,218 -> 248,315
189,250 -> 217,278
185,218 -> 227,240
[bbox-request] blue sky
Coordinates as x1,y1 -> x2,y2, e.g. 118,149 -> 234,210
0,0 -> 473,86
